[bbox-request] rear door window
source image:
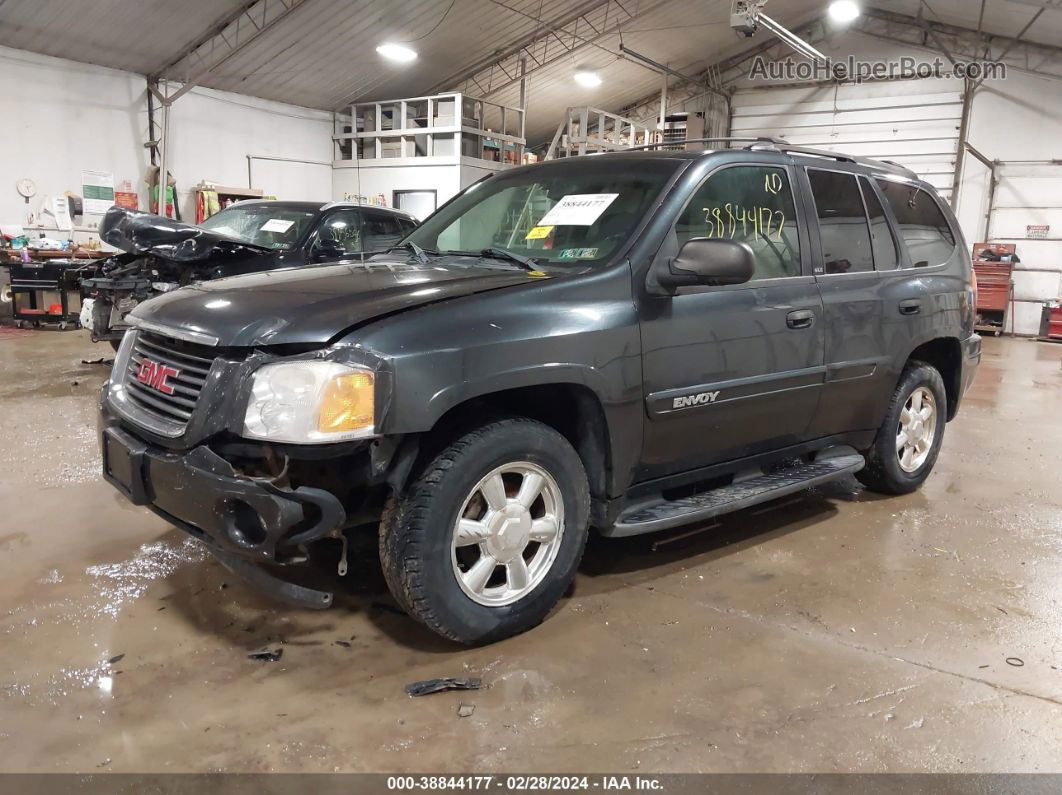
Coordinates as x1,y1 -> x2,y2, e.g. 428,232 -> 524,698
676,165 -> 801,280
807,169 -> 873,274
362,210 -> 404,252
860,177 -> 898,270
875,180 -> 956,267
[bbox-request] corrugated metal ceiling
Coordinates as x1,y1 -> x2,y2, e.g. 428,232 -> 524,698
0,0 -> 1058,143
885,0 -> 1062,49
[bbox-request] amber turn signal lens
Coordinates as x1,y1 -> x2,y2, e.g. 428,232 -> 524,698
316,371 -> 374,433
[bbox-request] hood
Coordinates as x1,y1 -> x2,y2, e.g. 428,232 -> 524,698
129,258 -> 547,347
99,206 -> 272,262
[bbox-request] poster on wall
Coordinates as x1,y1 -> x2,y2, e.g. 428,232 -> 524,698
81,170 -> 115,214
114,191 -> 139,210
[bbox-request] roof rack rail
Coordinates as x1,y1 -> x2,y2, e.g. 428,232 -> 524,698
602,137 -> 919,178
615,136 -> 790,153
876,159 -> 918,176
776,146 -> 918,178
775,144 -> 857,163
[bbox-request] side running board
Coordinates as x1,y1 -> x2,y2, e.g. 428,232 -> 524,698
608,448 -> 865,538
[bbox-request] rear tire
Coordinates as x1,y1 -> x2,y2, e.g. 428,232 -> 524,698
379,416 -> 589,644
857,361 -> 947,495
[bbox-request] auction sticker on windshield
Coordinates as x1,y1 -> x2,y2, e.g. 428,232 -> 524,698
537,194 -> 618,226
525,225 -> 553,240
260,218 -> 295,233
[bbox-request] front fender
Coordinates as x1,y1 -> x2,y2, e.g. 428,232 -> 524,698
357,266 -> 645,495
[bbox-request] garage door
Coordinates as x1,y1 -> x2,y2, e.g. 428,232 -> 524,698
985,163 -> 1062,334
730,80 -> 963,203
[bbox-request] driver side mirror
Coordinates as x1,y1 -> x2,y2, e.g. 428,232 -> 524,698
312,238 -> 346,262
658,238 -> 755,290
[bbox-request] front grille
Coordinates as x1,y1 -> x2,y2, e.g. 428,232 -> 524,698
125,331 -> 216,428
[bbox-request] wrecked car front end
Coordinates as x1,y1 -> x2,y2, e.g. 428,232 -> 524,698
82,207 -> 275,345
98,324 -> 397,608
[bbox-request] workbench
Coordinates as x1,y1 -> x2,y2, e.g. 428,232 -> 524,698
2,249 -> 107,330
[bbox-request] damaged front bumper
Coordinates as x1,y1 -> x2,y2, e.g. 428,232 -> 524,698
99,421 -> 346,608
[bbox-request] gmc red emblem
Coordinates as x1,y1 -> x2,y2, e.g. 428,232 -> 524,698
135,359 -> 180,395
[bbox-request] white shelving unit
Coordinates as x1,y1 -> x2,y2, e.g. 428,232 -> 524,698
331,92 -> 527,211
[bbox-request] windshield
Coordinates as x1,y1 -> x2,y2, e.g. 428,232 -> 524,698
404,160 -> 679,267
199,204 -> 318,250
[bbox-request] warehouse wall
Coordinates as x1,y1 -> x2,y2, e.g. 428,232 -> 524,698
954,73 -> 1062,335
725,32 -> 1062,335
0,46 -> 148,241
166,86 -> 333,212
0,46 -> 332,244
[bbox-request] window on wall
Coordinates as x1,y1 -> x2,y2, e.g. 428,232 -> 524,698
675,165 -> 801,280
807,169 -> 874,274
860,177 -> 898,270
875,179 -> 956,267
393,190 -> 437,221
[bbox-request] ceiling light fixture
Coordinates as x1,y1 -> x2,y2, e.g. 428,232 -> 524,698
827,0 -> 860,24
574,70 -> 602,87
376,42 -> 418,63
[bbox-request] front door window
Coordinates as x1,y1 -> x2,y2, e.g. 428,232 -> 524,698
676,165 -> 801,280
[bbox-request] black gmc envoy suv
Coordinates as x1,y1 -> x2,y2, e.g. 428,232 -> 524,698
99,140 -> 981,644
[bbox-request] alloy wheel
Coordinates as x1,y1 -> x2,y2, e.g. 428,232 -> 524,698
896,386 -> 937,473
450,462 -> 565,606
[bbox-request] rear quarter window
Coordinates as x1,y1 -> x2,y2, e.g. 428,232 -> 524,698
875,180 -> 956,267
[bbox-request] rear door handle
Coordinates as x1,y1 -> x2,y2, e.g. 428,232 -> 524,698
786,309 -> 815,329
899,299 -> 922,315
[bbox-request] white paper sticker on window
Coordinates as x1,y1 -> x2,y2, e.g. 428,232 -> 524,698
260,218 -> 295,233
536,193 -> 619,226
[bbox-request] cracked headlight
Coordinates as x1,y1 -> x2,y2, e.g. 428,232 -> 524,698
242,361 -> 375,443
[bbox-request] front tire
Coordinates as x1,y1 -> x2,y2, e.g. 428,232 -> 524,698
379,416 -> 589,644
857,361 -> 947,495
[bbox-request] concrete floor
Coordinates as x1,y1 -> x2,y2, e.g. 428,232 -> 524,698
1,326 -> 1061,774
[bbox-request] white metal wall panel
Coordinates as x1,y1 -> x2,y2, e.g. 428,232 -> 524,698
985,164 -> 1062,334
730,81 -> 963,201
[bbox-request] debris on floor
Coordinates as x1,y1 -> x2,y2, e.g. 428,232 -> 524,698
457,704 -> 475,718
248,645 -> 284,662
107,654 -> 125,665
405,677 -> 482,697
80,357 -> 113,366
1006,657 -> 1024,667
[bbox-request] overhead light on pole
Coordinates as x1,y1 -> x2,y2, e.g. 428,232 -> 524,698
729,1 -> 831,65
827,0 -> 860,24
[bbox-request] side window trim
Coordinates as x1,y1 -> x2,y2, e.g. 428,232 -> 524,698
858,176 -> 904,271
804,165 -> 877,278
864,176 -> 912,269
660,159 -> 812,284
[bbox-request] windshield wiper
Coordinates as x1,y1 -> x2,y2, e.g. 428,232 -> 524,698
477,246 -> 539,271
388,240 -> 434,265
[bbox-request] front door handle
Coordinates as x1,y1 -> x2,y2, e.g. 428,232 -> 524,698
899,299 -> 922,316
786,309 -> 815,329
